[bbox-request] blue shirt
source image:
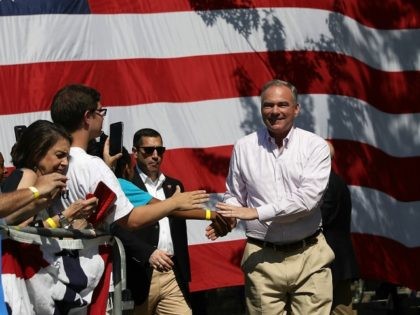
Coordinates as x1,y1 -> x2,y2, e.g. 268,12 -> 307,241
118,178 -> 153,206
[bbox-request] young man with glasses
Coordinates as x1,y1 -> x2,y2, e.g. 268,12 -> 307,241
50,85 -> 207,229
122,128 -> 192,315
49,84 -> 208,311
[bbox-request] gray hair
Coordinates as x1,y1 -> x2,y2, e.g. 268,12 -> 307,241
260,79 -> 298,104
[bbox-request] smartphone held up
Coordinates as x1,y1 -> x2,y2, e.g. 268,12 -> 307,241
109,122 -> 123,156
14,125 -> 27,142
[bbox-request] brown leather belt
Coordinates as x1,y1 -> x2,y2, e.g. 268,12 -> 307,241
247,229 -> 321,252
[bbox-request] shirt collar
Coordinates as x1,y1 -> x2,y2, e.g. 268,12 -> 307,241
136,164 -> 166,187
263,126 -> 295,149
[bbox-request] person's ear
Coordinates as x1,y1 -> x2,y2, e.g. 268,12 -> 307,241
83,110 -> 94,126
294,103 -> 300,117
84,110 -> 93,119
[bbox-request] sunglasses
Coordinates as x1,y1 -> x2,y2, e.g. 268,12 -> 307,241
139,146 -> 166,155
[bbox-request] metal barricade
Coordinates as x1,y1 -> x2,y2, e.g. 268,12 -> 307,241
0,224 -> 134,315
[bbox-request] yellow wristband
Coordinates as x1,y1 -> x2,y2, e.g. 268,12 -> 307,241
46,217 -> 58,229
28,186 -> 40,200
205,209 -> 212,220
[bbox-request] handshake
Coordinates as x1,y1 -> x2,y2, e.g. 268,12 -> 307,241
209,212 -> 234,237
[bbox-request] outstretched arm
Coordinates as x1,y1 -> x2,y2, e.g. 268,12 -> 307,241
171,208 -> 232,237
0,189 -> 41,219
118,187 -> 209,229
3,172 -> 68,223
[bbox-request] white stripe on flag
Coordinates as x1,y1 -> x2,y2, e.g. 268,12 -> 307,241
0,9 -> 418,71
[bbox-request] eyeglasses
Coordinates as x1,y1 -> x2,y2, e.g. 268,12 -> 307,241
95,108 -> 107,117
139,146 -> 166,155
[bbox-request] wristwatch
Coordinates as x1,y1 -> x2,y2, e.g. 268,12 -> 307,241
58,212 -> 71,229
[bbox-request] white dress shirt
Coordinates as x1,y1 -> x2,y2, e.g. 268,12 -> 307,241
224,127 -> 331,244
138,169 -> 174,256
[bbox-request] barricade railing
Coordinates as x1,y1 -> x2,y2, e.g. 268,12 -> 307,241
0,224 -> 134,315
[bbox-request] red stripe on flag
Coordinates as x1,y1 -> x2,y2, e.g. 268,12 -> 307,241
161,146 -> 232,193
352,233 -> 420,290
1,239 -> 50,279
1,52 -> 418,115
88,245 -> 113,315
88,0 -> 420,29
188,240 -> 246,292
332,140 -> 420,202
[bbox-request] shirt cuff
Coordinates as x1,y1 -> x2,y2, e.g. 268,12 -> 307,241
256,204 -> 276,221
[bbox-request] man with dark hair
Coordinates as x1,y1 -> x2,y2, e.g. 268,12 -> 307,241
50,84 -> 208,230
44,84 -> 208,312
49,84 -> 210,311
51,84 -> 101,133
124,127 -> 192,315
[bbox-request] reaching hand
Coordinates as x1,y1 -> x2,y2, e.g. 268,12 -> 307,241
216,202 -> 258,220
205,214 -> 237,240
64,197 -> 98,222
103,137 -> 122,169
149,249 -> 174,272
171,188 -> 209,210
172,185 -> 181,196
205,224 -> 218,241
210,212 -> 232,237
34,172 -> 67,199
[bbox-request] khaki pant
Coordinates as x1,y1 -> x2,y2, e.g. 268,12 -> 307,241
134,269 -> 191,315
242,233 -> 335,315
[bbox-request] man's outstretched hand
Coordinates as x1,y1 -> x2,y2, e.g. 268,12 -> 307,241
211,212 -> 232,236
206,213 -> 236,240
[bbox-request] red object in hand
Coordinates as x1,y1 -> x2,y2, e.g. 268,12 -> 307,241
86,181 -> 117,226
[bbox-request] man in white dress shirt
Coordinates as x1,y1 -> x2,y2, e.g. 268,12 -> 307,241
48,84 -> 208,311
213,79 -> 334,314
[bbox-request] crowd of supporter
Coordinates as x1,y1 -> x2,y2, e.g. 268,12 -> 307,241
0,84 -> 232,314
0,80 -> 361,315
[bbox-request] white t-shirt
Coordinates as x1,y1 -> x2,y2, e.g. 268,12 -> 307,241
51,147 -> 133,226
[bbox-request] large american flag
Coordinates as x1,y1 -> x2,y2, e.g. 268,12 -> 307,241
1,0 -> 419,292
